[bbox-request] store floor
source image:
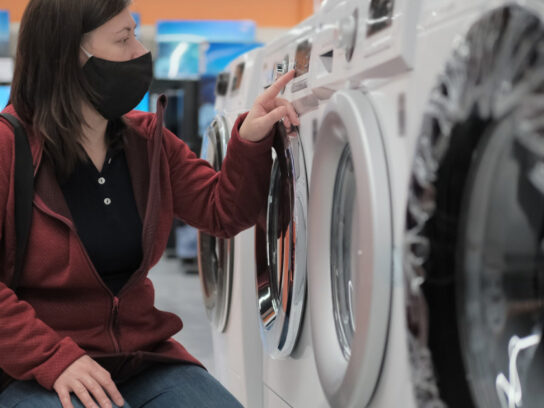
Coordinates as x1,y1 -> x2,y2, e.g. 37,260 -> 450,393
148,256 -> 215,375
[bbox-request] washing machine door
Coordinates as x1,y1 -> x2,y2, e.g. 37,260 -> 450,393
405,5 -> 544,407
308,90 -> 392,407
197,116 -> 233,333
255,123 -> 308,359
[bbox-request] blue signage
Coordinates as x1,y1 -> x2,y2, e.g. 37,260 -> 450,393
156,20 -> 256,43
0,11 -> 9,57
154,20 -> 262,79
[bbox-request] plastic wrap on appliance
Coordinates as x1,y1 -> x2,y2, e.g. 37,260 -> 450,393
408,333 -> 447,408
405,4 -> 544,407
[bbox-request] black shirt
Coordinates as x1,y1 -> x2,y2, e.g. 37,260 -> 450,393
60,148 -> 143,295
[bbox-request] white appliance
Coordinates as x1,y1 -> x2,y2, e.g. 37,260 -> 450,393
225,47 -> 265,119
306,1 -> 511,407
253,13 -> 330,408
197,47 -> 266,408
307,3 -> 425,406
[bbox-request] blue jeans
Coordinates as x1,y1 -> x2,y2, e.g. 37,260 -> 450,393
0,364 -> 243,408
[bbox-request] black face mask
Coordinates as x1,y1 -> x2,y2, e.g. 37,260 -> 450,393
82,51 -> 153,120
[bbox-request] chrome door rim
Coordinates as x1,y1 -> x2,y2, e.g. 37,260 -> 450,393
255,123 -> 308,358
197,116 -> 234,333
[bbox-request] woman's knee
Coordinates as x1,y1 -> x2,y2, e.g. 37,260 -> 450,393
120,364 -> 243,408
177,366 -> 243,408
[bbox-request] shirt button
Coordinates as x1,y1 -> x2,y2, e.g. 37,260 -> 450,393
104,198 -> 112,206
108,158 -> 112,165
98,177 -> 106,185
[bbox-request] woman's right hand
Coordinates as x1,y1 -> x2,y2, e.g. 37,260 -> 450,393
53,355 -> 125,408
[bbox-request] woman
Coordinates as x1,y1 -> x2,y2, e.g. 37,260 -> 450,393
0,1 -> 299,407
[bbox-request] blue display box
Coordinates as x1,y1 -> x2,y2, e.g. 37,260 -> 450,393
0,11 -> 9,58
134,91 -> 149,112
157,20 -> 256,43
0,85 -> 9,109
154,20 -> 262,79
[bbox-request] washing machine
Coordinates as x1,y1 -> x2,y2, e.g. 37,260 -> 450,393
305,0 -> 518,407
307,1 -> 419,405
197,47 -> 265,408
252,13 -> 331,408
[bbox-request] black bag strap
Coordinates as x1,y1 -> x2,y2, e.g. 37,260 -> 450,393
0,113 -> 33,290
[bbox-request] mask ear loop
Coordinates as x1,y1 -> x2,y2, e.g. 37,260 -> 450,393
80,46 -> 93,58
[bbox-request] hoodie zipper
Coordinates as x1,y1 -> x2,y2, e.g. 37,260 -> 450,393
110,297 -> 121,353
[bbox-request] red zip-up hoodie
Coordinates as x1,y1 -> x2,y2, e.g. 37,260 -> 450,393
0,96 -> 272,390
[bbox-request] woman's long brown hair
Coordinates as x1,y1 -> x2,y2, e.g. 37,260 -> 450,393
11,0 -> 131,179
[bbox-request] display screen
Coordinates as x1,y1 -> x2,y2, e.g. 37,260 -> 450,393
0,86 -> 9,110
295,40 -> 312,78
367,0 -> 395,37
231,62 -> 245,92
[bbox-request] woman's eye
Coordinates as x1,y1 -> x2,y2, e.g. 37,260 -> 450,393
119,38 -> 129,45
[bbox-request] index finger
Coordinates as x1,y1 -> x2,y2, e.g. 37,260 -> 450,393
260,70 -> 296,102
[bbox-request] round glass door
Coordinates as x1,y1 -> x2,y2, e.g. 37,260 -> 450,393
459,114 -> 544,408
198,116 -> 234,333
308,91 -> 392,408
331,146 -> 357,360
404,5 -> 544,407
255,123 -> 308,359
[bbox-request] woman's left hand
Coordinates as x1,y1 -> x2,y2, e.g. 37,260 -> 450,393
239,70 -> 300,143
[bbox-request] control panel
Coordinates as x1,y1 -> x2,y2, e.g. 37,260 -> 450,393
367,0 -> 395,37
292,39 -> 313,93
359,0 -> 422,77
231,62 -> 245,93
215,72 -> 231,97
